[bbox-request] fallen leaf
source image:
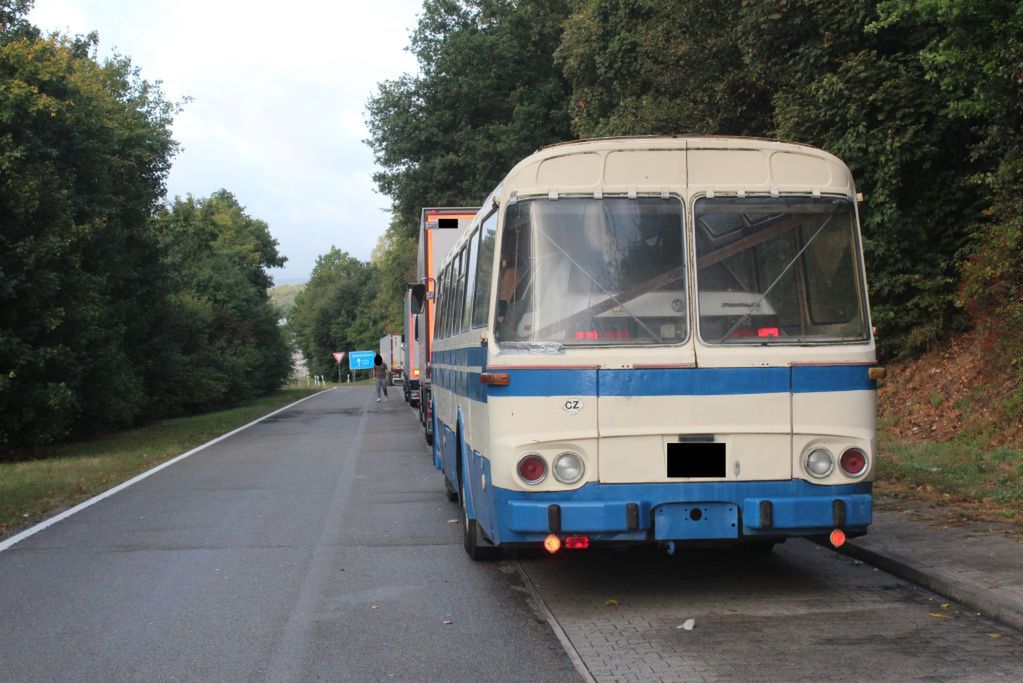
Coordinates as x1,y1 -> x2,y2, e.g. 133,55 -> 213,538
442,619 -> 453,625
988,633 -> 1003,639
371,605 -> 379,610
447,519 -> 459,524
928,613 -> 951,619
604,598 -> 620,607
940,603 -> 950,609
676,618 -> 696,631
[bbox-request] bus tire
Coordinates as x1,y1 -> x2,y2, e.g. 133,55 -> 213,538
460,477 -> 498,561
444,476 -> 458,502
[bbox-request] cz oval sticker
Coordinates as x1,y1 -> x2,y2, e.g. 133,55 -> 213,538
562,398 -> 584,414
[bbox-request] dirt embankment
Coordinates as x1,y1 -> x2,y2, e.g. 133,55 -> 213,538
879,326 -> 1023,448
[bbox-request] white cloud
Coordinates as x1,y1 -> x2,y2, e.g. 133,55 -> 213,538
29,0 -> 422,283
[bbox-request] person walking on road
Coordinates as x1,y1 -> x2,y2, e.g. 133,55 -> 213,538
373,354 -> 389,402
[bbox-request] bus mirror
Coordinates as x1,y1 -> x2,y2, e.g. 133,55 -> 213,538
410,284 -> 427,314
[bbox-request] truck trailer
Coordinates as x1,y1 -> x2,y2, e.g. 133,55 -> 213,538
378,333 -> 403,385
404,207 -> 479,442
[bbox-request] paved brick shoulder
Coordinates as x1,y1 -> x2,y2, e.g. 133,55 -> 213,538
842,507 -> 1023,631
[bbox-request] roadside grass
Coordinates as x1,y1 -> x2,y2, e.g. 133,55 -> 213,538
876,431 -> 1023,526
0,385 -> 328,540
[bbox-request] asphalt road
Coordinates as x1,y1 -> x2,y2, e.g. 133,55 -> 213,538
4,387 -> 1022,682
0,388 -> 576,682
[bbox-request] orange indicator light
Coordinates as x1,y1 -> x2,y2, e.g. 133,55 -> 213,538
543,534 -> 562,554
830,529 -> 846,548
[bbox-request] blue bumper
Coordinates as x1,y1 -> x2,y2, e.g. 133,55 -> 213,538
488,479 -> 872,544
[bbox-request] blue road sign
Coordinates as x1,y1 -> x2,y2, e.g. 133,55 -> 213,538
348,350 -> 375,370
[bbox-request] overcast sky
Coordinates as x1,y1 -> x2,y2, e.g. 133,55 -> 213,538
29,0 -> 423,284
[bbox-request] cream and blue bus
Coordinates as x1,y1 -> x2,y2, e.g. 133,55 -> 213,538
430,137 -> 882,559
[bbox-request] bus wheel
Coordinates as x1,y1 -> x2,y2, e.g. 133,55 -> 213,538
444,476 -> 458,502
460,477 -> 498,561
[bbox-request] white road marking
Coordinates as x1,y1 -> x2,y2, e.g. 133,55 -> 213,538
0,388 -> 336,553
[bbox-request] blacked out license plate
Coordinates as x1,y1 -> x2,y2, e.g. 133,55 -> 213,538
667,442 -> 726,478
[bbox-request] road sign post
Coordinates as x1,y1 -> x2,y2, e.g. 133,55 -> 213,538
332,352 -> 345,384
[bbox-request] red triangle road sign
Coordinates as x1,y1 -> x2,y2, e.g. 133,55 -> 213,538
332,352 -> 345,363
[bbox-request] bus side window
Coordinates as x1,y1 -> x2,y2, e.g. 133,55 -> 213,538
462,229 -> 480,333
496,205 -> 533,341
454,245 -> 467,334
472,211 -> 498,329
436,265 -> 447,339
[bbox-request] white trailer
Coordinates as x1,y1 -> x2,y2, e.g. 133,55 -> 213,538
378,333 -> 403,385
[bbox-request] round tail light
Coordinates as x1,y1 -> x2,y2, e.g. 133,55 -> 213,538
517,453 -> 547,484
840,448 -> 868,476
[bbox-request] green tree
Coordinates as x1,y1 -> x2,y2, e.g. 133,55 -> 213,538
289,248 -> 377,379
741,1 -> 986,355
872,1 -> 1023,368
366,0 -> 574,236
149,191 -> 292,413
1,11 -> 178,451
556,0 -> 771,137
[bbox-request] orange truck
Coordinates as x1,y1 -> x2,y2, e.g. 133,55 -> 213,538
403,207 -> 479,443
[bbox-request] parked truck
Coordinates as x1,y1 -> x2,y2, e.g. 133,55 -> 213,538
378,333 -> 403,385
403,207 -> 479,443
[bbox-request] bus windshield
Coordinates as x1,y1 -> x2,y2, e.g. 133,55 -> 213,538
694,196 -> 869,344
495,197 -> 687,346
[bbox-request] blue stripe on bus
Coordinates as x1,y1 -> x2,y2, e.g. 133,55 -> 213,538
433,347 -> 488,367
791,364 -> 875,393
597,367 -> 788,396
431,350 -> 875,400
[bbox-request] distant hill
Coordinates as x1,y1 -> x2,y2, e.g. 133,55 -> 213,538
270,284 -> 305,317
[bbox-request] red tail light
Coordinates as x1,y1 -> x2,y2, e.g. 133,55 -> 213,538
517,454 -> 547,484
840,448 -> 867,476
564,536 -> 590,549
757,327 -> 780,337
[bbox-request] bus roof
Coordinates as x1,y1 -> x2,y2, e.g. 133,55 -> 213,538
499,136 -> 855,202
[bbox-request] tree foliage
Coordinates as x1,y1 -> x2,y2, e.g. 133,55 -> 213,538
556,0 -> 771,137
366,0 -> 574,234
288,248 -> 380,379
1,3 -> 291,454
149,191 -> 292,414
1,11 -> 178,449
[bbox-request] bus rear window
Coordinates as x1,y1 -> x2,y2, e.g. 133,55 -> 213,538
694,196 -> 868,344
495,197 -> 688,346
